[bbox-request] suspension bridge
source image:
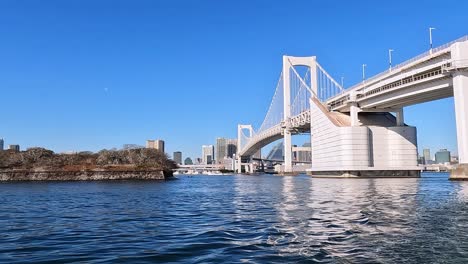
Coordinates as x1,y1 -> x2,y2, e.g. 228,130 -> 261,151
236,35 -> 468,177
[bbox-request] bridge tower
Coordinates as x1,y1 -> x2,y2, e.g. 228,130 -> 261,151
282,56 -> 317,173
236,125 -> 254,173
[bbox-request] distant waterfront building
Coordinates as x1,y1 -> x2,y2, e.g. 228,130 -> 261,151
220,157 -> 235,171
216,138 -> 238,163
292,144 -> 298,161
216,138 -> 227,163
435,149 -> 451,164
184,157 -> 193,165
253,149 -> 261,160
122,144 -> 144,150
9,144 -> 20,152
227,139 -> 237,158
423,148 -> 431,164
297,142 -> 312,162
202,145 -> 215,164
417,156 -> 425,165
451,156 -> 459,163
0,138 -> 3,151
173,151 -> 182,165
206,155 -> 213,164
146,139 -> 165,153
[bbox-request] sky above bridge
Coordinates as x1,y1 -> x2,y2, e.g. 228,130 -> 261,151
1,0 -> 467,159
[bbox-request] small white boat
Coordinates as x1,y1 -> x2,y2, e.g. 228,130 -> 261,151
203,170 -> 224,175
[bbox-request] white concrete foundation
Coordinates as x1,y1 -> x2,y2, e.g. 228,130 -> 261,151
309,98 -> 419,178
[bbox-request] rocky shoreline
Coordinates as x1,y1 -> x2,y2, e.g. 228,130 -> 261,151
0,147 -> 178,181
0,170 -> 174,181
0,169 -> 174,181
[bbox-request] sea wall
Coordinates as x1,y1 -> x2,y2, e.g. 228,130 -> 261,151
0,170 -> 173,181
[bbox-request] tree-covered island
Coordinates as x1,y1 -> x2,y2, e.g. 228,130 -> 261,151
0,148 -> 177,181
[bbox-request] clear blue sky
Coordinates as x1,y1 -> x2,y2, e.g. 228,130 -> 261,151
0,0 -> 467,160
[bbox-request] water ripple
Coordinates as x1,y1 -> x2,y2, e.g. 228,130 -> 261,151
1,173 -> 468,263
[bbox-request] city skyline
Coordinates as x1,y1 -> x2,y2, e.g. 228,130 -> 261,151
0,1 -> 466,159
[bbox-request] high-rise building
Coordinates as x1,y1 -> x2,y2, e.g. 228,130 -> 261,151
9,145 -> 20,152
184,157 -> 193,165
0,138 -> 3,151
435,149 -> 451,164
216,138 -> 238,163
206,155 -> 213,164
216,138 -> 227,163
146,139 -> 165,153
227,139 -> 237,158
202,145 -> 215,164
173,151 -> 182,165
423,148 -> 431,164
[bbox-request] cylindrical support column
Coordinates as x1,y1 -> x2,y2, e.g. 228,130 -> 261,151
349,92 -> 360,127
350,103 -> 360,126
453,72 -> 468,164
396,108 -> 405,126
284,129 -> 293,172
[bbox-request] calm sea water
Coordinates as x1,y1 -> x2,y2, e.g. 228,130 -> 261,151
1,173 -> 468,263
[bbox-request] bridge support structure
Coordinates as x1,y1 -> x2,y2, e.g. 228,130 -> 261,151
236,125 -> 254,174
308,97 -> 420,178
450,41 -> 468,179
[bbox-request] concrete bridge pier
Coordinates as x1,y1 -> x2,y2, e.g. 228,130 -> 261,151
308,96 -> 420,178
283,126 -> 293,173
451,71 -> 468,179
450,41 -> 468,180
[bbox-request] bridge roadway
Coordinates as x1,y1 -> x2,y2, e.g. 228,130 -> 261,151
327,35 -> 468,112
240,110 -> 310,157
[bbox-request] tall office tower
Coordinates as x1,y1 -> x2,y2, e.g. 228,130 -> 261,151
216,138 -> 238,163
227,139 -> 237,158
173,151 -> 182,165
0,138 -> 3,151
146,139 -> 165,153
435,149 -> 451,164
216,138 -> 227,163
423,148 -> 431,164
155,140 -> 165,153
202,145 -> 215,164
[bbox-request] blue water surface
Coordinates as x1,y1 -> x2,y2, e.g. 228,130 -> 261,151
1,173 -> 468,263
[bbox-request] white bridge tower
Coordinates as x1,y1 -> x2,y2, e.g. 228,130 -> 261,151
282,56 -> 317,173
